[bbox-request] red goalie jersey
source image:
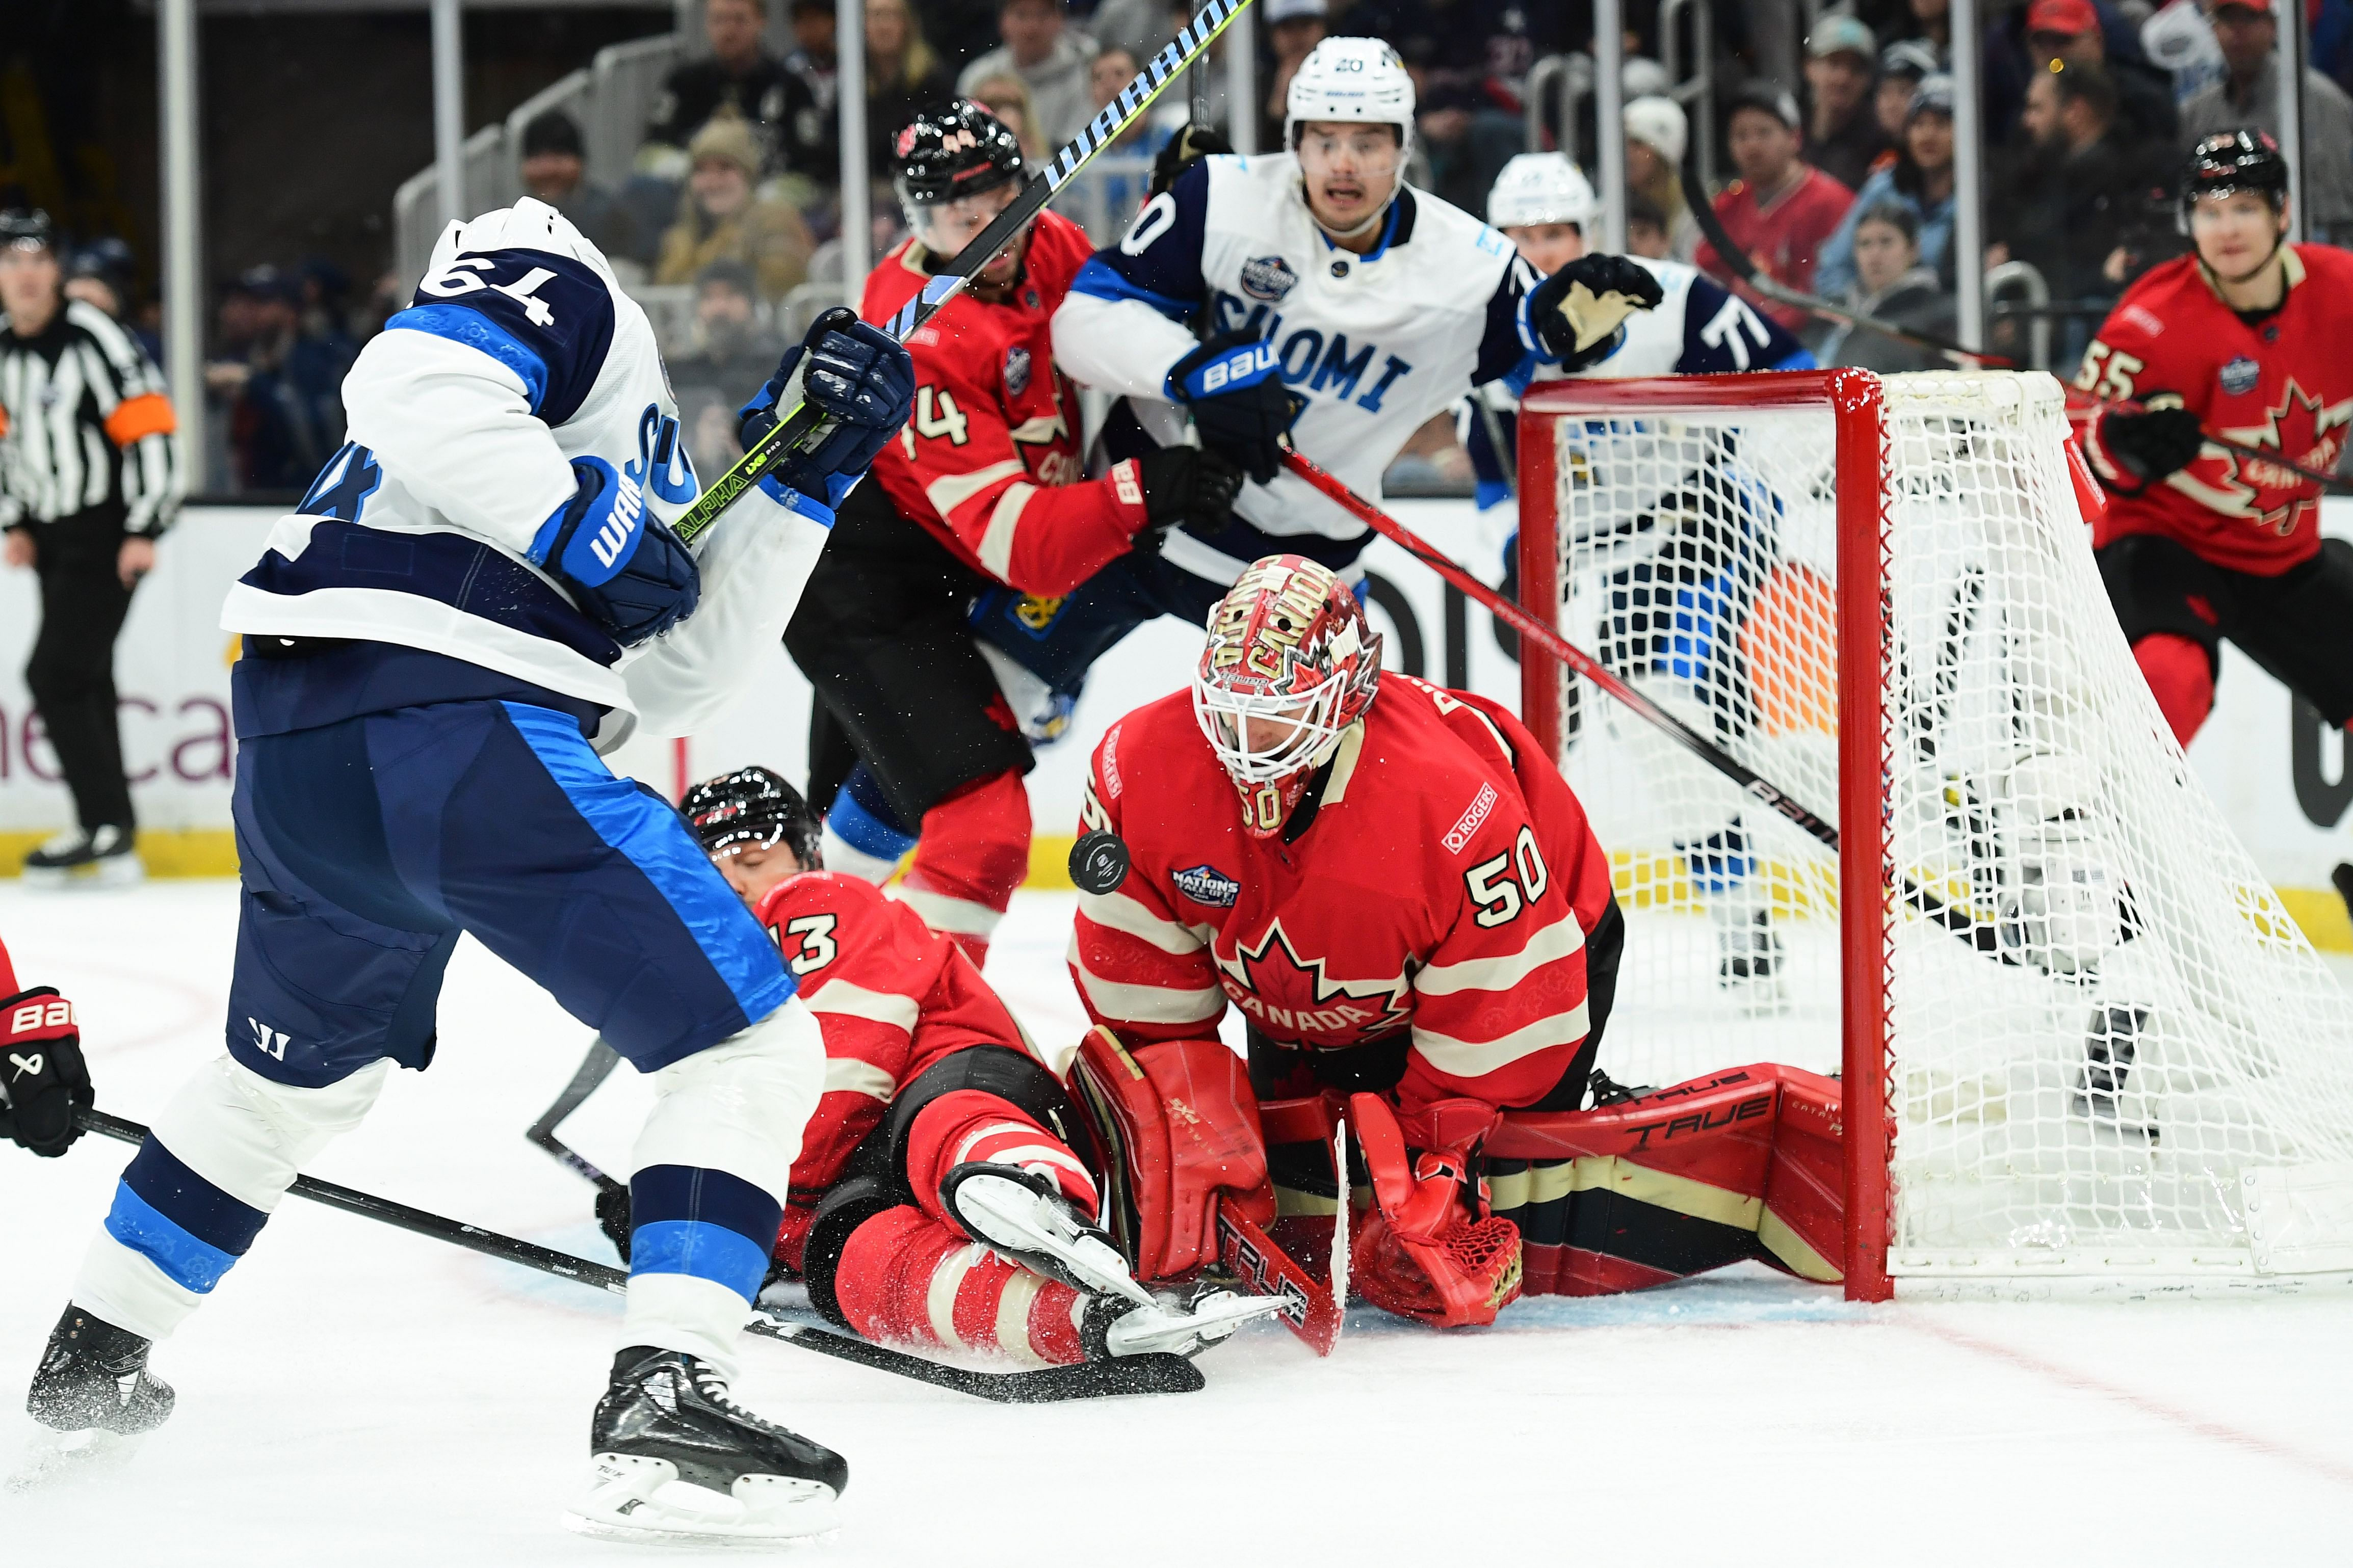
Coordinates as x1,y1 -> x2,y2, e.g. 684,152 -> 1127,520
860,209 -> 1154,596
2074,244 -> 2353,574
1070,676 -> 1618,1124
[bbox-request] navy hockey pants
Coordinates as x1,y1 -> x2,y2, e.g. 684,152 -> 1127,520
225,699 -> 793,1089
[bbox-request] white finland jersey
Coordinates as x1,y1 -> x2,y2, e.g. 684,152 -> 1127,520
219,201 -> 829,746
1053,153 -> 1549,567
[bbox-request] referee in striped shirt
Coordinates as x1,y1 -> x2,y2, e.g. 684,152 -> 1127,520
1,209 -> 181,885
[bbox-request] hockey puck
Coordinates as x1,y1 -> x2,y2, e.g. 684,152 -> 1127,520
1068,831 -> 1131,895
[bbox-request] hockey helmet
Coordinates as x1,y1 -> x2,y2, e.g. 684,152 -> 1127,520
2179,129 -> 2289,230
1487,153 -> 1599,232
1284,37 -> 1417,156
893,100 -> 1027,247
682,766 -> 825,872
0,208 -> 55,255
1193,554 -> 1382,838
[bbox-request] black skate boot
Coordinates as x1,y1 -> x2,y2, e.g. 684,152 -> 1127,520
20,825 -> 143,889
564,1347 -> 845,1542
26,1305 -> 174,1437
2073,1005 -> 2158,1141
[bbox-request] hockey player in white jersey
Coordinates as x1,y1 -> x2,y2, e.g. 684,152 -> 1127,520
19,201 -> 914,1543
962,37 -> 1664,696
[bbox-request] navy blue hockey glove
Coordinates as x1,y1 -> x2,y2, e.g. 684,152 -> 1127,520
1527,255 -> 1664,370
2097,405 -> 2206,486
531,457 -> 700,645
739,307 -> 918,510
1167,333 -> 1302,486
2,986 -> 91,1158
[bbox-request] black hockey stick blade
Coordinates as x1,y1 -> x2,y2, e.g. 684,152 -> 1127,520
69,1109 -> 1201,1403
526,1036 -> 625,1192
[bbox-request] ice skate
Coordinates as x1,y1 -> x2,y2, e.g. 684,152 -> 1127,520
13,1307 -> 174,1491
1712,903 -> 1785,1007
2072,1005 -> 2158,1141
19,826 -> 143,890
940,1161 -> 1155,1307
1083,1285 -> 1289,1361
563,1346 -> 845,1544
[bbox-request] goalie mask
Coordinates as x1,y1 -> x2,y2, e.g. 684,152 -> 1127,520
1193,555 -> 1382,837
682,766 -> 824,872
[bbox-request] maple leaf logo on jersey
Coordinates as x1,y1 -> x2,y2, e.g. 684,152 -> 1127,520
1212,917 -> 1409,1040
2179,378 -> 2353,533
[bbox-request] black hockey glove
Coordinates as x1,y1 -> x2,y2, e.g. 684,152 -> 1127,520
1130,446 -> 1246,553
2,987 -> 92,1158
2097,405 -> 2206,486
1167,333 -> 1303,486
596,1182 -> 633,1263
1528,255 -> 1665,370
531,457 -> 700,645
740,307 -> 918,511
1152,122 -> 1233,197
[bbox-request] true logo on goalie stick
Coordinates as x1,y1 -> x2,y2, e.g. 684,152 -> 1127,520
1239,255 -> 1299,303
1173,863 -> 1240,908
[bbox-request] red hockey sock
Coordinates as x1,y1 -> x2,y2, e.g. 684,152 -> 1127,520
896,770 -> 1030,966
2132,633 -> 2215,747
831,1205 -> 1088,1365
904,1089 -> 1100,1226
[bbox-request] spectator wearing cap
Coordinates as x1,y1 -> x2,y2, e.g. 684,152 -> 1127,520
644,0 -> 799,176
865,0 -> 956,171
1696,83 -> 1857,334
654,117 -> 816,299
519,111 -> 640,265
1805,15 -> 1889,193
1875,41 -> 1941,148
204,264 -> 354,492
1625,94 -> 1702,261
1988,0 -> 2180,146
2181,0 -> 2353,238
1821,201 -> 1958,370
0,209 -> 182,883
1816,73 -> 1958,295
958,0 -> 1101,150
62,238 -> 163,365
1263,0 -> 1330,149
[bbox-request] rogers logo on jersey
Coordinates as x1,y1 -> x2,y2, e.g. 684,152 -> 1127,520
1239,255 -> 1299,303
1443,782 -> 1499,855
1172,864 -> 1241,908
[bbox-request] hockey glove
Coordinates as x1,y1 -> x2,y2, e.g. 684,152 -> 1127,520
1167,333 -> 1302,486
2096,405 -> 2206,486
1347,1092 -> 1522,1328
739,307 -> 918,510
2,987 -> 91,1158
1152,122 -> 1233,197
531,457 -> 700,645
1131,446 -> 1246,553
1528,254 -> 1665,369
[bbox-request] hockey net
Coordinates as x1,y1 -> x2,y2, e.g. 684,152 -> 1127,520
1517,369 -> 2353,1296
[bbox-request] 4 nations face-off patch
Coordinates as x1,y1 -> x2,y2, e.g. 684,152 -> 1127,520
1173,863 -> 1241,908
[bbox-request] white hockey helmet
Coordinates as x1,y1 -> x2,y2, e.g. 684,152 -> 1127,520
1487,153 -> 1599,231
1284,37 -> 1417,156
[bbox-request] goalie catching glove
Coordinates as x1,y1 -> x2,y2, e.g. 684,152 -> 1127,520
1527,254 -> 1665,370
2,986 -> 90,1158
1347,1092 -> 1523,1327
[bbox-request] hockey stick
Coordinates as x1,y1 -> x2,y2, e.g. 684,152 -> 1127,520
68,1108 -> 1199,1403
1679,162 -> 2353,494
665,0 -> 1261,548
1217,1205 -> 1342,1356
1284,447 -> 2048,966
525,1037 -> 624,1194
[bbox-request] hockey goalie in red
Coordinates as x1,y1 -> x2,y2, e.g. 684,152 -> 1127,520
676,767 -> 1279,1368
2074,130 -> 2353,748
1070,555 -> 1847,1322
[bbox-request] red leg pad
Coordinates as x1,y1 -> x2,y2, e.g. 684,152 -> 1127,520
905,1088 -> 1100,1227
831,1203 -> 1087,1365
2131,632 -> 2215,748
901,770 -> 1031,962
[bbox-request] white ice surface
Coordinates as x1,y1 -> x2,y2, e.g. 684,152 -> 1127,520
4,881 -> 2351,1564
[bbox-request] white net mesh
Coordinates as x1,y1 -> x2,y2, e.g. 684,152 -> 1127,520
1530,370 -> 2353,1284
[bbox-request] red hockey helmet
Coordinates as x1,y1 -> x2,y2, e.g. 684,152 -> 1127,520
1192,554 -> 1382,837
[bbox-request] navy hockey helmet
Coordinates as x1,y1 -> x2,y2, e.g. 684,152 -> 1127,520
682,766 -> 824,872
892,100 -> 1025,214
2179,129 -> 2289,230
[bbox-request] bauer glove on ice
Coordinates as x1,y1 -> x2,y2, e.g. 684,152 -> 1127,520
1528,254 -> 1664,369
1131,446 -> 1246,553
1168,333 -> 1303,486
740,307 -> 918,510
2096,405 -> 2207,486
531,457 -> 700,645
2,987 -> 91,1158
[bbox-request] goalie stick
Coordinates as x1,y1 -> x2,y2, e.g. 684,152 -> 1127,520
66,1107 -> 1200,1404
1282,446 -> 2074,970
667,0 -> 1261,548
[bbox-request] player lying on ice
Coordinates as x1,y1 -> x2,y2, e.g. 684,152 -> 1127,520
634,764 -> 1285,1365
16,200 -> 914,1542
1068,555 -> 1846,1323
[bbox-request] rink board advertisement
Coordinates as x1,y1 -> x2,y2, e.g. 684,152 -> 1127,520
2,497 -> 2349,945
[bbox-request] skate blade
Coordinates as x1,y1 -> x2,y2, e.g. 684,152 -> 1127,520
6,1426 -> 147,1493
564,1455 -> 838,1546
958,1179 -> 1149,1305
19,859 -> 144,891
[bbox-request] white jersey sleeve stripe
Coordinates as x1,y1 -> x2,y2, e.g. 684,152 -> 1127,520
1411,1002 -> 1591,1078
806,981 -> 922,1035
1077,887 -> 1208,954
1068,936 -> 1226,1024
975,481 -> 1037,580
923,458 -> 1026,520
1415,913 -> 1585,997
820,1058 -> 900,1102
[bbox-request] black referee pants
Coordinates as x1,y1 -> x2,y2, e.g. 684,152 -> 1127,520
23,506 -> 137,831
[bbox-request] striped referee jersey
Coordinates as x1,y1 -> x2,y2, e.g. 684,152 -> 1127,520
0,299 -> 181,535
